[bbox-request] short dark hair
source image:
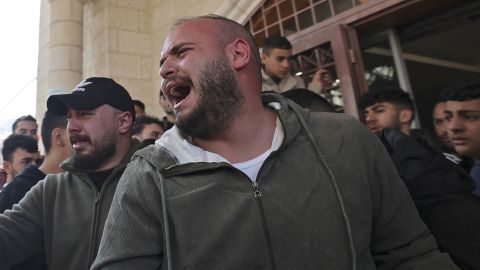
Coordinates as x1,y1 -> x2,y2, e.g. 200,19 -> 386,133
132,116 -> 163,136
281,88 -> 335,112
12,115 -> 37,133
359,85 -> 414,113
133,99 -> 146,112
263,35 -> 292,55
2,134 -> 38,162
440,78 -> 480,102
41,110 -> 67,154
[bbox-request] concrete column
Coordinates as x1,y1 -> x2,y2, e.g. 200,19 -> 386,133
36,0 -> 84,119
47,0 -> 84,91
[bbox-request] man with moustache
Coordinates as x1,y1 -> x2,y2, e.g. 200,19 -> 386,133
93,15 -> 457,269
0,77 -> 140,270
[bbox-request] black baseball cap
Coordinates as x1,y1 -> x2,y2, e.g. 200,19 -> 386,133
47,77 -> 136,120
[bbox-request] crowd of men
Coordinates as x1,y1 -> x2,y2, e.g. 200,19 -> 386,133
0,13 -> 479,270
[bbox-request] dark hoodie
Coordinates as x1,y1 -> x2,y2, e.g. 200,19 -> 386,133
0,165 -> 47,270
0,165 -> 46,213
380,128 -> 480,270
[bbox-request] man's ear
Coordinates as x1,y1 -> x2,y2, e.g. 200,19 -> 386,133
228,38 -> 251,70
118,112 -> 133,134
2,160 -> 12,176
52,128 -> 66,147
260,52 -> 268,65
399,109 -> 414,124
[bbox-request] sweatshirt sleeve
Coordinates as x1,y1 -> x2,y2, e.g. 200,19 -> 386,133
91,157 -> 165,270
0,181 -> 45,268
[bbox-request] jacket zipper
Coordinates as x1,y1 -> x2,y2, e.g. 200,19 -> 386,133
251,181 -> 277,270
87,191 -> 101,269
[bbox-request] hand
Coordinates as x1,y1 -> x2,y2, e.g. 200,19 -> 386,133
312,69 -> 333,89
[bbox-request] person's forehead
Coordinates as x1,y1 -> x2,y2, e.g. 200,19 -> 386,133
445,99 -> 480,111
433,102 -> 446,116
162,19 -> 217,54
12,148 -> 38,160
366,102 -> 396,111
16,120 -> 38,129
269,48 -> 292,57
144,123 -> 163,131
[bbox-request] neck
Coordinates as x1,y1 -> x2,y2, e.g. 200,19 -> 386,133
264,68 -> 281,84
166,113 -> 175,123
400,125 -> 411,136
193,101 -> 277,163
6,175 -> 14,184
39,152 -> 66,175
92,139 -> 131,172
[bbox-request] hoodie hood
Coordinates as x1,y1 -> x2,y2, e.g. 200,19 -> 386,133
144,93 -> 305,168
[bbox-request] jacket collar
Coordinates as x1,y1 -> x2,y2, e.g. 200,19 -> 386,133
137,93 -> 307,170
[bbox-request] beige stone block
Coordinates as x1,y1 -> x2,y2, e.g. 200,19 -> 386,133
70,46 -> 83,73
85,2 -> 107,38
85,0 -> 107,17
152,2 -> 175,32
120,78 -> 152,98
47,70 -> 82,91
92,11 -> 108,37
86,53 -> 109,76
72,0 -> 85,23
110,0 -> 149,10
108,6 -> 148,32
118,31 -> 151,55
39,0 -> 52,31
140,57 -> 153,80
155,1 -> 174,11
48,45 -> 70,71
50,21 -> 83,46
50,0 -> 71,22
93,31 -> 108,56
108,29 -> 119,52
109,54 -> 142,78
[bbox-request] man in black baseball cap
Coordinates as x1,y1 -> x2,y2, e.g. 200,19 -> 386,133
47,77 -> 136,121
0,77 -> 141,270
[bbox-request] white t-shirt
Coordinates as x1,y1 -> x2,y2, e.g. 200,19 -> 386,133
157,103 -> 284,182
232,117 -> 284,181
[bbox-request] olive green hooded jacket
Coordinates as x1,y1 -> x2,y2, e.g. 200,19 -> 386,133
0,141 -> 141,270
92,93 -> 458,270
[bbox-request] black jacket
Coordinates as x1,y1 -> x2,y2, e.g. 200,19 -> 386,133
380,128 -> 480,270
0,165 -> 46,213
0,164 -> 47,270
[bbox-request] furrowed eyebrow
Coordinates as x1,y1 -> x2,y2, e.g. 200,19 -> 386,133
159,42 -> 195,67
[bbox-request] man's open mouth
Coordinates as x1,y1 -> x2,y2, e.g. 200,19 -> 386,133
170,84 -> 192,107
69,134 -> 91,150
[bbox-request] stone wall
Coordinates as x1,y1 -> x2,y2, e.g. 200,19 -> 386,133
37,0 -> 260,119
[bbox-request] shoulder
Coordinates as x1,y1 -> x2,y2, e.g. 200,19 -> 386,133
41,172 -> 75,188
309,112 -> 372,137
129,144 -> 177,172
304,112 -> 385,159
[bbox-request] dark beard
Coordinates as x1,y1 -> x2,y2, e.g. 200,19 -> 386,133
70,134 -> 117,171
176,56 -> 244,139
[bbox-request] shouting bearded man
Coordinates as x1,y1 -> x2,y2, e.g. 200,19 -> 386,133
93,15 -> 458,270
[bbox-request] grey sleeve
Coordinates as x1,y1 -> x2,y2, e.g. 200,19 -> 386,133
0,181 -> 45,268
91,158 -> 165,270
363,127 -> 459,269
